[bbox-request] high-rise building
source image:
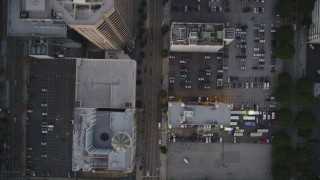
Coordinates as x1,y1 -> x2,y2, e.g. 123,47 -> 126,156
309,0 -> 320,43
52,0 -> 133,50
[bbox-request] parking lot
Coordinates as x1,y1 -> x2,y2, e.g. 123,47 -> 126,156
168,0 -> 279,111
26,59 -> 76,178
167,143 -> 272,180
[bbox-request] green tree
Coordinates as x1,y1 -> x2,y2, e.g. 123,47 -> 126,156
273,147 -> 293,166
298,0 -> 316,13
159,89 -> 167,98
297,93 -> 315,108
277,72 -> 292,86
296,77 -> 314,94
161,25 -> 170,35
297,129 -> 312,138
140,1 -> 147,7
275,0 -> 293,18
137,20 -> 144,27
140,13 -> 147,21
296,146 -> 313,168
274,85 -> 292,102
138,7 -> 144,14
160,146 -> 167,154
139,28 -> 146,35
275,25 -> 294,42
139,51 -> 145,58
297,168 -> 318,180
276,109 -> 292,125
274,42 -> 295,59
301,17 -> 312,29
161,49 -> 168,58
273,132 -> 291,148
136,100 -> 143,108
136,79 -> 143,86
139,40 -> 146,48
272,164 -> 291,180
295,111 -> 316,131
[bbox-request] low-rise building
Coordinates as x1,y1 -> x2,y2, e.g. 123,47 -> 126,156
170,22 -> 234,53
168,102 -> 231,128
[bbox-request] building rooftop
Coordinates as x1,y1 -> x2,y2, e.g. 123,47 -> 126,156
170,22 -> 234,53
168,102 -> 231,128
8,0 -> 67,37
72,108 -> 136,173
52,0 -> 115,25
75,58 -> 136,109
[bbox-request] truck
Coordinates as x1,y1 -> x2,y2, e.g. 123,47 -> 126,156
230,116 -> 240,120
250,132 -> 263,137
257,129 -> 269,133
230,121 -> 238,126
224,127 -> 233,131
234,132 -> 244,136
262,112 -> 266,120
243,116 -> 256,121
184,158 -> 190,164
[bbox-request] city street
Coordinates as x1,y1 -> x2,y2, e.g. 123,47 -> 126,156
140,0 -> 164,179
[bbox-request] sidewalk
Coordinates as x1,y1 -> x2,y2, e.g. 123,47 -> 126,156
159,0 -> 171,180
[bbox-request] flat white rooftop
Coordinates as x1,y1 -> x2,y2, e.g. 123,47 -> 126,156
168,102 -> 231,128
7,0 -> 67,36
75,58 -> 136,109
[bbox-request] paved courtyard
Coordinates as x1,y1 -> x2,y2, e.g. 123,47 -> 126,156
167,143 -> 272,180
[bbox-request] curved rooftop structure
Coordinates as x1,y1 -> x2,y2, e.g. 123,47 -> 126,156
112,132 -> 132,153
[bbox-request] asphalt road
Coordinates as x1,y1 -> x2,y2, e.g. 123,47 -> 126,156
141,0 -> 164,178
5,36 -> 27,175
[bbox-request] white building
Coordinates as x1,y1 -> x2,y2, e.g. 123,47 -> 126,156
168,102 -> 231,128
170,22 -> 235,53
309,0 -> 320,43
72,58 -> 136,173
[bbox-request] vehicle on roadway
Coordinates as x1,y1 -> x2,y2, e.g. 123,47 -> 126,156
184,158 -> 190,164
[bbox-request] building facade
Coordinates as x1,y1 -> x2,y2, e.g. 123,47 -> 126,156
52,0 -> 133,50
309,0 -> 320,43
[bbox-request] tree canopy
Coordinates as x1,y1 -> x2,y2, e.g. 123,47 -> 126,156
161,49 -> 169,58
297,93 -> 315,108
298,0 -> 316,13
296,146 -> 313,167
272,164 -> 291,180
277,72 -> 292,86
275,25 -> 294,42
301,17 -> 312,29
274,42 -> 295,59
136,101 -> 143,108
275,0 -> 294,18
273,147 -> 293,166
160,146 -> 167,154
159,89 -> 167,98
273,132 -> 291,148
274,85 -> 292,102
276,109 -> 292,125
296,77 -> 314,94
295,111 -> 316,131
161,25 -> 170,35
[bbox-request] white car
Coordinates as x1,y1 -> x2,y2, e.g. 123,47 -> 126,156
180,60 -> 186,63
41,103 -> 47,107
42,130 -> 48,134
241,66 -> 246,70
159,139 -> 162,145
27,147 -> 32,151
310,44 -> 315,49
185,85 -> 191,89
41,154 -> 47,158
204,56 -> 210,59
317,69 -> 320,75
42,113 -> 48,116
27,109 -> 33,113
41,142 -> 47,146
41,88 -> 47,92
